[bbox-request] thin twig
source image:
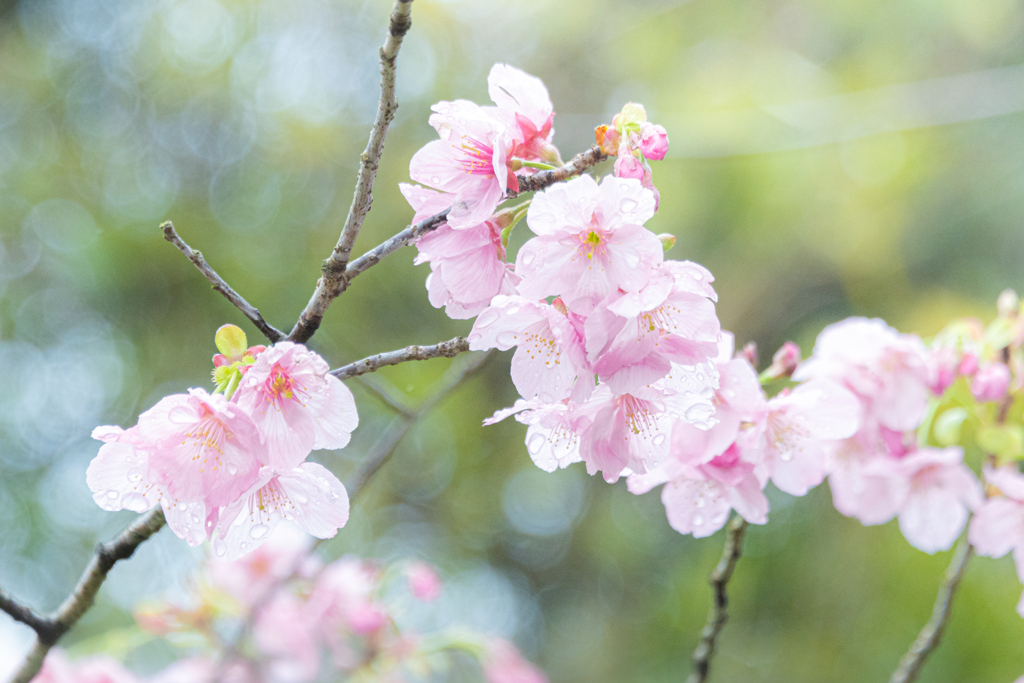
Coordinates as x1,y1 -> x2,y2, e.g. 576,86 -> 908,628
287,144 -> 609,344
161,222 -> 285,343
329,336 -> 470,380
213,351 -> 491,678
10,508 -> 167,683
287,0 -> 415,345
687,516 -> 749,683
888,539 -> 974,683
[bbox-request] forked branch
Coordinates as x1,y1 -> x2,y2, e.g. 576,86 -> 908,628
161,221 -> 285,343
287,0 -> 416,344
288,145 -> 608,344
8,508 -> 167,683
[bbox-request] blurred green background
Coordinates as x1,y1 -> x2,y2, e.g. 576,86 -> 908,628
1,0 -> 1023,680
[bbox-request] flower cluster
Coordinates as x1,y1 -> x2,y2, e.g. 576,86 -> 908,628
595,102 -> 670,209
86,326 -> 357,559
36,525 -> 546,683
402,64 -> 719,484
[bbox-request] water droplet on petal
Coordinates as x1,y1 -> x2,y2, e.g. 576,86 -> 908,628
620,198 -> 638,212
693,514 -> 704,526
695,496 -> 706,509
431,176 -> 441,185
227,464 -> 238,475
496,331 -> 518,347
105,490 -> 119,500
249,524 -> 270,539
685,404 -> 715,423
652,433 -> 666,446
527,432 -> 547,456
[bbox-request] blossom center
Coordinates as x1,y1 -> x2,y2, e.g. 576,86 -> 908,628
457,135 -> 496,177
620,394 -> 657,437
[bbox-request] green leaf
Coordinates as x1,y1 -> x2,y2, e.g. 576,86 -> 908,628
976,423 -> 1024,464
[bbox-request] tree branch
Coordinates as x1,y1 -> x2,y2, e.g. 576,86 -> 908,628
287,145 -> 608,345
10,508 -> 167,683
511,145 -> 607,196
0,590 -> 50,635
888,539 -> 974,683
687,516 -> 749,683
329,336 -> 470,380
287,0 -> 415,345
161,222 -> 285,343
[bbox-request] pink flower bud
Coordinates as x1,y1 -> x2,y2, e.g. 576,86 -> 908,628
740,341 -> 758,367
639,123 -> 669,160
613,154 -> 645,179
348,603 -> 388,634
405,562 -> 442,602
958,353 -> 979,378
971,362 -> 1011,402
762,341 -> 801,380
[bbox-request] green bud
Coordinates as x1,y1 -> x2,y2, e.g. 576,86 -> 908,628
657,233 -> 676,252
215,324 -> 248,361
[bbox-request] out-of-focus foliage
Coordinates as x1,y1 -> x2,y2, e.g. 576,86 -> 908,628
1,0 -> 1023,681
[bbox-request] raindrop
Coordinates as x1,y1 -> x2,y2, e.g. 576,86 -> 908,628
693,514 -> 704,526
684,404 -> 714,422
191,514 -> 201,524
126,469 -> 142,482
652,433 -> 666,446
431,176 -> 441,185
227,464 -> 238,475
780,450 -> 793,462
105,490 -> 119,499
496,331 -> 518,347
620,198 -> 637,212
521,250 -> 536,266
249,524 -> 269,539
695,497 -> 706,509
527,432 -> 547,455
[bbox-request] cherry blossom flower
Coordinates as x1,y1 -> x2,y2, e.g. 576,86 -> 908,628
213,463 -> 350,560
486,63 -> 558,164
574,362 -> 718,482
794,317 -> 931,434
484,398 -> 584,473
405,561 -> 442,602
469,295 -> 588,402
139,388 -> 265,508
584,260 -> 721,394
402,182 -> 521,319
627,344 -> 768,536
87,424 -> 213,546
971,466 -> 1024,615
887,447 -> 981,553
233,342 -> 358,471
515,175 -> 663,311
971,362 -> 1011,402
411,109 -> 517,229
754,380 -> 861,497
